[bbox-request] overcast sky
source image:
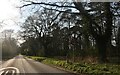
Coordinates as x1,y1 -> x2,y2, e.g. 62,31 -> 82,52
1,0 -> 117,33
0,0 -> 119,43
0,0 -> 22,32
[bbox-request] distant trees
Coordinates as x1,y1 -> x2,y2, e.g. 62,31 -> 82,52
20,8 -> 84,57
2,30 -> 19,58
20,1 -> 120,63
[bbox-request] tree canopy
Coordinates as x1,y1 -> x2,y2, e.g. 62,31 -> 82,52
19,1 -> 120,63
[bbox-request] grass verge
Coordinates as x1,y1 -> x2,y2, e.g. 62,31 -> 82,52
28,56 -> 120,75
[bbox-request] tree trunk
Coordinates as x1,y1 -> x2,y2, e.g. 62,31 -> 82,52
96,38 -> 107,63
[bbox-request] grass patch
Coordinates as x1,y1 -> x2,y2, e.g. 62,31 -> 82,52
27,56 -> 46,62
28,56 -> 120,75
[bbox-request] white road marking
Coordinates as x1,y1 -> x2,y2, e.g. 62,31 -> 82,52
12,70 -> 15,75
0,70 -> 4,75
0,67 -> 20,75
4,70 -> 9,75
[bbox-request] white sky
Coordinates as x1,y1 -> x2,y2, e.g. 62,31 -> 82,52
0,0 -> 25,44
0,0 -> 21,32
0,0 -> 85,33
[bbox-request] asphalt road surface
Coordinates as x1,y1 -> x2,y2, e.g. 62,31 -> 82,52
0,55 -> 76,75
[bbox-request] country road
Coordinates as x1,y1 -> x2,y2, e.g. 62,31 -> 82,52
0,55 -> 76,75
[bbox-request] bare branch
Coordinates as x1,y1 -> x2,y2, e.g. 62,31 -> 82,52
73,2 -> 101,38
20,1 -> 76,9
41,6 -> 80,15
